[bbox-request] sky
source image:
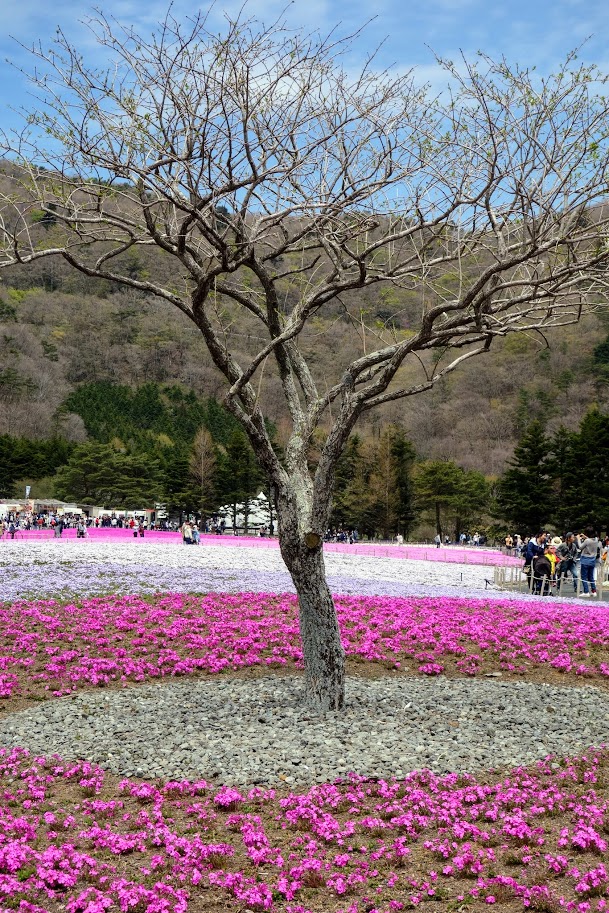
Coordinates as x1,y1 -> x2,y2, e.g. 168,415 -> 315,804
0,0 -> 608,135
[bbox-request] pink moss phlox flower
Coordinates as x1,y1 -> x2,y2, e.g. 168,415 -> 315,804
1,591 -> 609,697
0,746 -> 607,909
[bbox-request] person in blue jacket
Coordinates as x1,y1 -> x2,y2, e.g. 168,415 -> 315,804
524,531 -> 547,589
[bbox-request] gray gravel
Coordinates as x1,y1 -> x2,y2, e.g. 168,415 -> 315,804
0,675 -> 607,786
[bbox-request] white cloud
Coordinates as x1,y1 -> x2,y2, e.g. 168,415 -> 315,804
2,0 -> 609,137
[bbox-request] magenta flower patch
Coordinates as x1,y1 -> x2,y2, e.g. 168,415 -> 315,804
0,747 -> 606,911
0,592 -> 607,701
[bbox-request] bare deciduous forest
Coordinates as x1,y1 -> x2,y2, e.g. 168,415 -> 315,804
0,178 -> 605,478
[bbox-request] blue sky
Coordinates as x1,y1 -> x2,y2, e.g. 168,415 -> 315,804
1,0 -> 608,132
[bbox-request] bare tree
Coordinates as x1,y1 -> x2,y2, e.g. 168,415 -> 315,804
189,427 -> 217,519
2,11 -> 609,708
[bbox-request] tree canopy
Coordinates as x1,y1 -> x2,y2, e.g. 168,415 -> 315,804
54,442 -> 164,507
495,421 -> 556,533
414,460 -> 490,540
0,435 -> 71,498
332,426 -> 417,537
495,411 -> 609,535
560,411 -> 609,532
3,9 -> 609,708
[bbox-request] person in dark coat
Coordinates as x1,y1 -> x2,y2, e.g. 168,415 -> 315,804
524,531 -> 546,589
532,551 -> 553,595
556,532 -> 579,593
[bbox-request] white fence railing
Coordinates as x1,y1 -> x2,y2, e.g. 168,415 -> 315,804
493,563 -> 609,598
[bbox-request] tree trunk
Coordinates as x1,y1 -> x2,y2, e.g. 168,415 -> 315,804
455,516 -> 462,543
267,490 -> 275,536
280,537 -> 345,711
435,501 -> 442,539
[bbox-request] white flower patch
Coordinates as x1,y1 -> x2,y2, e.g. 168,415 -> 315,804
0,537 -> 493,601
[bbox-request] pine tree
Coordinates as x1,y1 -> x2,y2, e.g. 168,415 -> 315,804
0,435 -> 72,497
389,428 -> 417,539
415,460 -> 490,540
367,432 -> 397,539
216,431 -> 265,532
361,427 -> 418,539
331,436 -> 365,530
496,421 -> 555,534
161,447 -> 202,520
189,428 -> 219,518
550,425 -> 575,533
54,442 -> 163,507
0,435 -> 18,497
451,469 -> 490,542
560,410 -> 609,531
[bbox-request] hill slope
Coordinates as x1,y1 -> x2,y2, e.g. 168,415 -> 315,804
1,267 -> 605,476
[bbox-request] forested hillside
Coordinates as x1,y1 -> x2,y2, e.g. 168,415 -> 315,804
1,156 -> 609,483
1,224 -> 608,477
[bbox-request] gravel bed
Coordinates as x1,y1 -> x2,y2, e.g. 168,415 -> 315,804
1,675 -> 607,786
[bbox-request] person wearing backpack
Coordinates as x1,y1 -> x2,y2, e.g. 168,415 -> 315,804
556,533 -> 579,593
523,531 -> 546,590
532,549 -> 553,595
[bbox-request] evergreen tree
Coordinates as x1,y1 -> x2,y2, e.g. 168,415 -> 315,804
58,382 -> 245,517
188,428 -> 220,519
560,410 -> 609,531
331,436 -> 365,530
333,456 -> 379,536
161,446 -> 202,519
216,431 -> 265,532
54,442 -> 163,507
330,427 -> 417,538
450,469 -> 490,541
414,460 -> 460,539
0,435 -> 72,497
367,431 -> 397,539
0,436 -> 19,497
415,460 -> 490,540
203,396 -> 242,446
62,381 -> 210,449
496,421 -> 555,534
363,427 -> 418,539
593,334 -> 609,368
550,425 -> 575,534
389,428 -> 417,539
108,451 -> 165,507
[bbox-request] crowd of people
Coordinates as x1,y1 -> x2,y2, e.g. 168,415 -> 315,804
0,511 -> 157,539
324,528 -> 360,543
94,515 -> 149,529
0,512 -> 84,539
180,519 -> 276,542
1,509 -> 279,542
511,529 -> 609,596
431,532 -> 489,548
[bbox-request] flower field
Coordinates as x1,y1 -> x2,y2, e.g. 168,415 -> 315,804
0,746 -> 608,912
0,536 -> 508,603
0,592 -> 608,704
0,538 -> 607,911
1,527 -> 520,567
